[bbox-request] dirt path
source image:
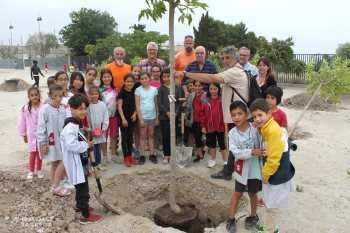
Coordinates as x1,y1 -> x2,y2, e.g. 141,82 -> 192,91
0,69 -> 349,232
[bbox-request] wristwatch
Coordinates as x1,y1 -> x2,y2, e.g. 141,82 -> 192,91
183,71 -> 187,78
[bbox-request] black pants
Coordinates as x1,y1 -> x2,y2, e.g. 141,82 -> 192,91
206,132 -> 226,150
223,118 -> 254,174
120,118 -> 134,158
192,121 -> 205,148
33,76 -> 39,87
160,119 -> 171,157
75,175 -> 90,218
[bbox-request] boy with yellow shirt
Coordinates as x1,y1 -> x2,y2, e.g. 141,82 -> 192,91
250,99 -> 296,233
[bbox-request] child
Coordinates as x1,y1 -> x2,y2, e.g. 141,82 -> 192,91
31,60 -> 45,87
264,86 -> 288,138
68,85 -> 79,95
84,68 -> 98,100
250,99 -> 295,233
44,76 -> 55,104
131,64 -> 142,159
226,101 -> 264,232
36,84 -> 70,196
99,68 -> 120,165
86,62 -> 90,70
69,63 -> 74,74
135,71 -> 159,165
63,62 -> 67,73
183,79 -> 194,147
117,73 -> 138,166
54,71 -> 73,117
70,72 -> 90,127
60,94 -> 102,224
158,68 -> 181,164
17,87 -> 45,179
45,63 -> 48,74
150,64 -> 162,155
87,86 -> 109,171
201,83 -> 227,168
184,81 -> 207,162
81,62 -> 85,73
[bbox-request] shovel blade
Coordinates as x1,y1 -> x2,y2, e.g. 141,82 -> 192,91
176,146 -> 193,168
94,193 -> 120,215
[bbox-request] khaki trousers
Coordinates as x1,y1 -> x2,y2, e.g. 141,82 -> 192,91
265,207 -> 278,233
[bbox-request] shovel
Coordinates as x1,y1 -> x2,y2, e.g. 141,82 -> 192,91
176,98 -> 193,168
85,128 -> 120,214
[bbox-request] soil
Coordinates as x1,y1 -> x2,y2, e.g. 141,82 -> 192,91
0,78 -> 33,92
289,126 -> 312,141
280,92 -> 341,111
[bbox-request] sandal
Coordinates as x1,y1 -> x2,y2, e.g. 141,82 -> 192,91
211,171 -> 232,180
51,186 -> 71,196
162,159 -> 168,165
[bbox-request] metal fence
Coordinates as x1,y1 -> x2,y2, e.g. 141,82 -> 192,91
0,59 -> 24,69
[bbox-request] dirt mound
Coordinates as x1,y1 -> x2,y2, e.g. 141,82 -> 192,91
280,92 -> 339,111
0,78 -> 32,91
289,126 -> 312,141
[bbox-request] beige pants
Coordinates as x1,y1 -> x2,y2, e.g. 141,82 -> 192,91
265,207 -> 278,233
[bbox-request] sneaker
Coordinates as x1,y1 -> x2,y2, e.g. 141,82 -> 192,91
193,155 -> 203,163
97,164 -> 106,171
226,217 -> 236,233
258,198 -> 264,207
73,205 -> 94,212
149,155 -> 158,164
27,172 -> 34,180
154,149 -> 158,156
138,156 -> 146,165
245,215 -> 259,229
223,161 -> 228,165
203,146 -> 209,154
88,172 -> 92,177
61,180 -> 75,191
207,160 -> 216,168
79,213 -> 102,225
124,157 -> 131,167
134,150 -> 140,160
128,156 -> 138,165
111,155 -> 122,164
101,156 -> 108,166
37,170 -> 44,179
254,223 -> 279,233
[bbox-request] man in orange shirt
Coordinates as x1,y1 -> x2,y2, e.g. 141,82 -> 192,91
104,47 -> 131,91
174,35 -> 196,90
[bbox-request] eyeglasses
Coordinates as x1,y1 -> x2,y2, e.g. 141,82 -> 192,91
57,78 -> 69,82
148,49 -> 157,52
239,54 -> 249,57
195,52 -> 205,55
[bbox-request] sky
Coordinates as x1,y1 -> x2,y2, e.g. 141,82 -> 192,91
0,0 -> 349,54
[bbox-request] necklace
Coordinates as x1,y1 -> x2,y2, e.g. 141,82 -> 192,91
257,75 -> 265,85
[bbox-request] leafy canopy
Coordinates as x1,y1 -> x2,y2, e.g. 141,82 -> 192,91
59,8 -> 117,56
336,42 -> 350,59
26,33 -> 59,58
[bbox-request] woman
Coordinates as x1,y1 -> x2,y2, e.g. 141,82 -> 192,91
256,57 -> 277,94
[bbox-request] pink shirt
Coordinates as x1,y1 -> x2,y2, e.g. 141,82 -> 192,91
272,109 -> 288,127
17,103 -> 44,152
150,80 -> 162,90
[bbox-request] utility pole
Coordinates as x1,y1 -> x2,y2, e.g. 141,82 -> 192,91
37,13 -> 42,58
54,29 -> 56,58
9,22 -> 13,58
21,36 -> 24,68
128,22 -> 134,33
29,34 -> 31,59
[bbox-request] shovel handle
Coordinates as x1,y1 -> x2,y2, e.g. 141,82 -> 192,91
179,98 -> 186,101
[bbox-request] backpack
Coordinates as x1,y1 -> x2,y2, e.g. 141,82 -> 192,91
231,67 -> 262,108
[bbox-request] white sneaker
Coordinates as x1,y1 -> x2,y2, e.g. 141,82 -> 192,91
37,170 -> 44,179
27,172 -> 34,180
207,160 -> 216,168
101,156 -> 108,166
154,149 -> 158,156
61,180 -> 75,190
111,155 -> 122,164
223,161 -> 228,165
97,164 -> 106,171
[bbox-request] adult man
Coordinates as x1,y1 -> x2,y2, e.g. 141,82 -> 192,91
139,42 -> 167,78
175,35 -> 196,86
105,47 -> 131,91
177,46 -> 218,95
175,45 -> 250,180
238,47 -> 259,76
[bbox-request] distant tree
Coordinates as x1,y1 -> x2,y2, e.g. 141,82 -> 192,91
94,34 -> 121,56
59,8 -> 118,56
0,46 -> 18,59
25,33 -> 59,58
84,45 -> 97,64
336,42 -> 350,59
133,24 -> 146,32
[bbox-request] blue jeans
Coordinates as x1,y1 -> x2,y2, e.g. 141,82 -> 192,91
93,143 -> 102,165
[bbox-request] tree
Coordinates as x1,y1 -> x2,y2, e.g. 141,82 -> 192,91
25,33 -> 59,58
336,42 -> 350,59
133,23 -> 146,32
0,46 -> 18,59
84,45 -> 97,64
289,57 -> 350,137
139,0 -> 208,214
59,8 -> 118,56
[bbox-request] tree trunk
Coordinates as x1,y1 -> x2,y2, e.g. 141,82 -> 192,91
169,1 -> 181,214
289,83 -> 323,137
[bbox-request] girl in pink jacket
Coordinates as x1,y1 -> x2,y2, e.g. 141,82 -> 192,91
17,87 -> 45,180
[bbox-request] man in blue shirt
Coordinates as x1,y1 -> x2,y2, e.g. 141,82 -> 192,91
238,47 -> 259,76
177,46 -> 218,98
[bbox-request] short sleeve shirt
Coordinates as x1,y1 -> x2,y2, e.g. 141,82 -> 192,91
182,60 -> 218,91
135,86 -> 158,120
117,89 -> 135,119
272,109 -> 288,127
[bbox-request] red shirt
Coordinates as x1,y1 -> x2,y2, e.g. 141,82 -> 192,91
193,91 -> 204,122
210,97 -> 220,131
272,109 -> 288,127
